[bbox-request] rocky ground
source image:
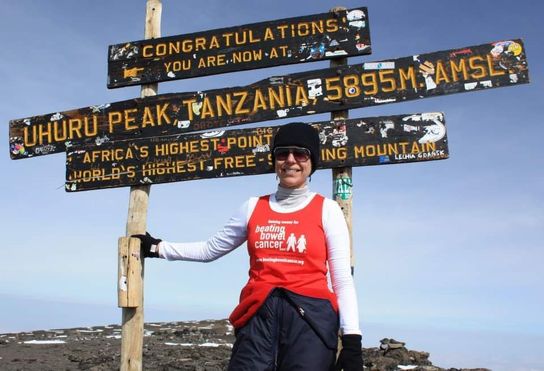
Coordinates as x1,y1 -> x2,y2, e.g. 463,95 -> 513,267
0,319 -> 490,370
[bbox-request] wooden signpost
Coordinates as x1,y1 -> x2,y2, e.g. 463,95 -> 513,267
65,113 -> 448,191
7,2 -> 532,371
9,39 -> 528,160
119,1 -> 161,370
108,7 -> 371,88
328,22 -> 354,273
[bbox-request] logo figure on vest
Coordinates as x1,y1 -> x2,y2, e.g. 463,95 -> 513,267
287,232 -> 307,253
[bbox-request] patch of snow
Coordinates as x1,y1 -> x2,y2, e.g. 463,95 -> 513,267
398,366 -> 417,370
225,323 -> 234,335
165,342 -> 193,346
24,340 -> 66,344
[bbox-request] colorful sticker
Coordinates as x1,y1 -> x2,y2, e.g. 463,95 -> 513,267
10,142 -> 26,156
333,175 -> 353,200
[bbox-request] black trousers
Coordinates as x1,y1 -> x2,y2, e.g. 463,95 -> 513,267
228,288 -> 339,371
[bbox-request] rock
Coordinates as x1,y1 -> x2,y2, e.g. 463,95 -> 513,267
0,320 -> 489,370
380,338 -> 407,350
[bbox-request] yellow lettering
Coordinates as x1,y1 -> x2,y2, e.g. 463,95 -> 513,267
195,37 -> 206,51
325,77 -> 342,100
469,56 -> 486,79
84,116 -> 98,137
311,20 -> 324,34
326,19 -> 339,32
399,66 -> 417,90
278,46 -> 289,57
168,42 -> 180,55
182,99 -> 197,120
23,126 -> 37,147
209,36 -> 220,49
216,94 -> 233,116
268,87 -> 285,108
295,86 -> 309,106
53,120 -> 67,141
285,85 -> 293,106
450,58 -> 469,81
182,39 -> 193,53
249,30 -> 261,43
68,119 -> 82,140
142,106 -> 155,127
277,25 -> 288,38
222,32 -> 233,46
354,145 -> 364,158
233,50 -> 262,63
361,72 -> 378,95
108,111 -> 123,133
298,22 -> 310,36
234,31 -> 247,45
156,103 -> 171,125
264,27 -> 274,41
201,97 -> 215,119
124,108 -> 138,130
252,89 -> 268,113
234,91 -> 250,114
379,70 -> 397,92
164,59 -> 191,72
138,145 -> 149,158
142,45 -> 153,57
434,60 -> 450,84
127,166 -> 136,178
156,43 -> 166,56
487,54 -> 506,77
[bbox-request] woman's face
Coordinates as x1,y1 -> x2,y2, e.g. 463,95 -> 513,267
274,147 -> 312,189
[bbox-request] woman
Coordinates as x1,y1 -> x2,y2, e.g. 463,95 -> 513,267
136,122 -> 363,370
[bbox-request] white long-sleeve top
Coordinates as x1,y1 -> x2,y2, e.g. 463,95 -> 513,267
159,188 -> 361,335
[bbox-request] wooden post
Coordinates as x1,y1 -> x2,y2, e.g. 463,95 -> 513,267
330,6 -> 352,361
329,6 -> 354,275
120,1 -> 161,370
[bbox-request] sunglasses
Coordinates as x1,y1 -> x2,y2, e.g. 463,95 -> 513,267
273,146 -> 311,162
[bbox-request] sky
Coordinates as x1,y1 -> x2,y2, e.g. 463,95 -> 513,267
1,1 -> 542,370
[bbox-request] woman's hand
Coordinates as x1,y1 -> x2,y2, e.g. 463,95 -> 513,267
335,334 -> 363,371
132,232 -> 162,258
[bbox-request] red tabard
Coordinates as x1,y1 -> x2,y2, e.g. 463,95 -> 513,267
229,194 -> 338,328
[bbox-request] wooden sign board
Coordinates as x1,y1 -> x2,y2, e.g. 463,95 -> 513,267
65,112 -> 448,192
107,7 -> 371,88
10,40 -> 528,160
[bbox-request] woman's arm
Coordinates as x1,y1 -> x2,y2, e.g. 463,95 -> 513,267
159,199 -> 255,262
323,198 -> 362,335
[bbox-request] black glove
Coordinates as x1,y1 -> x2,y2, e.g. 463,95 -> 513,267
335,334 -> 363,371
132,232 -> 162,258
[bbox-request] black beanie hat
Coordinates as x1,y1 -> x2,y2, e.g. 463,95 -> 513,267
272,122 -> 320,174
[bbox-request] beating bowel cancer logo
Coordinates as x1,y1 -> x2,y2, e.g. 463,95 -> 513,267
254,221 -> 307,254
